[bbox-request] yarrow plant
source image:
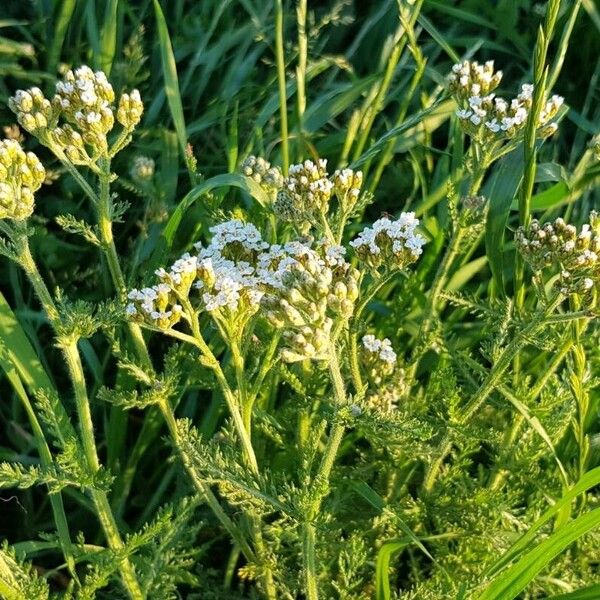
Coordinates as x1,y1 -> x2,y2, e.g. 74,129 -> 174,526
1,2 -> 600,600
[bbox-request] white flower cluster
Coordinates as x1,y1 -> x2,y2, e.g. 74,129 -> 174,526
332,168 -> 362,200
449,60 -> 563,141
360,335 -> 406,411
516,214 -> 600,296
9,65 -> 143,156
8,88 -> 54,135
362,334 -> 397,364
273,159 -> 334,226
261,239 -> 359,362
241,155 -> 283,192
350,213 -> 426,270
447,60 -> 503,101
0,139 -> 45,220
126,218 -> 361,359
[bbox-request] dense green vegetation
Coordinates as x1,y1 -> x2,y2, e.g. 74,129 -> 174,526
0,1 -> 599,598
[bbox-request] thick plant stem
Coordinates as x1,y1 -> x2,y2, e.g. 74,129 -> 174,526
275,0 -> 289,175
302,348 -> 348,600
19,242 -> 144,600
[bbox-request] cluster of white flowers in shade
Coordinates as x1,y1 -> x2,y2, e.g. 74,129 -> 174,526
516,214 -> 600,295
241,155 -> 283,193
350,213 -> 426,270
362,334 -> 397,364
448,60 -> 563,140
360,334 -> 407,411
9,66 -> 143,156
0,139 -> 45,220
274,159 -> 333,223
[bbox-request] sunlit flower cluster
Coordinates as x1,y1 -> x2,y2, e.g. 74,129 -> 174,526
448,60 -> 563,141
127,220 -> 269,329
0,139 -> 45,220
127,218 -> 363,360
447,60 -> 503,102
516,213 -> 600,295
261,240 -> 359,362
241,155 -> 283,193
9,66 -> 143,158
8,88 -> 54,135
350,213 -> 426,270
332,168 -> 363,213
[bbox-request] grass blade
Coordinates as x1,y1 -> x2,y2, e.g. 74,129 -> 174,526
99,0 -> 118,75
152,0 -> 193,182
478,507 -> 600,600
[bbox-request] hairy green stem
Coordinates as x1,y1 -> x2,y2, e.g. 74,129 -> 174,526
302,347 -> 348,600
408,227 -> 465,382
19,240 -> 144,599
349,270 -> 398,393
159,399 -> 255,560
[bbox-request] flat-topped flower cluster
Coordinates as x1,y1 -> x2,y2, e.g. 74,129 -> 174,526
9,65 -> 143,159
350,214 -> 426,270
448,60 -> 563,141
127,210 -> 424,361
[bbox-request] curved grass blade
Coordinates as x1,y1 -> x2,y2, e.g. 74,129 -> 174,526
99,0 -> 118,75
149,173 -> 270,267
484,148 -> 524,296
485,465 -> 600,578
153,0 -> 193,183
547,585 -> 600,599
478,507 -> 600,600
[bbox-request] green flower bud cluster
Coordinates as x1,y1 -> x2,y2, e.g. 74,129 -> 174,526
516,214 -> 600,295
273,159 -> 334,226
449,61 -> 563,142
8,88 -> 55,135
0,139 -> 45,220
365,377 -> 408,414
261,241 -> 359,362
130,156 -> 155,182
241,155 -> 283,193
350,213 -> 426,272
359,335 -> 409,412
9,66 -> 143,158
